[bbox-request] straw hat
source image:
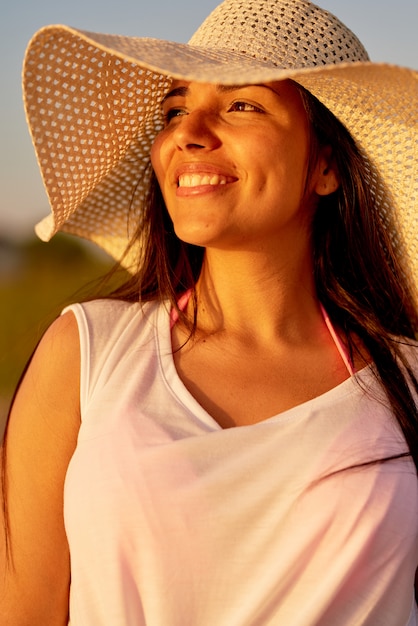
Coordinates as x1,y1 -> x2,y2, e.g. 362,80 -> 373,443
23,0 -> 417,288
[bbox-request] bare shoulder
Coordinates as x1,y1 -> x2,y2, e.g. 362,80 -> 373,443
35,309 -> 81,372
11,309 -> 81,432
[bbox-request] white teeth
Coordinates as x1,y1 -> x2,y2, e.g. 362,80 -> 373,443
178,173 -> 229,187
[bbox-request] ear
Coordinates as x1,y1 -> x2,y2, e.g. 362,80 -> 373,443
314,146 -> 339,197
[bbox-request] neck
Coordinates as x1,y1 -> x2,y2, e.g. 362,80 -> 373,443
191,245 -> 320,344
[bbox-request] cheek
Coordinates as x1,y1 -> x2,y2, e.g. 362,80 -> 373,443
281,131 -> 310,188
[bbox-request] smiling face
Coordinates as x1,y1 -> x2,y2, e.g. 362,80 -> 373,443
151,80 -> 337,253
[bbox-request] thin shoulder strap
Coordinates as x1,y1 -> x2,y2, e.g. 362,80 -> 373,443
320,304 -> 356,376
170,289 -> 192,329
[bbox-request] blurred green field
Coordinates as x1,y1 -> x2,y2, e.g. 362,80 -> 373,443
0,233 -> 128,434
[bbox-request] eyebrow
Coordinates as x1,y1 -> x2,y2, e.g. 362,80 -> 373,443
161,86 -> 189,104
161,84 -> 277,105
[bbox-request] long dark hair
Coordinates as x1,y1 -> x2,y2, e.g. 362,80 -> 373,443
298,85 -> 418,473
109,83 -> 418,472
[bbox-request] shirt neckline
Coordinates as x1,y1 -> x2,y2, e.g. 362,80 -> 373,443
157,302 -> 371,431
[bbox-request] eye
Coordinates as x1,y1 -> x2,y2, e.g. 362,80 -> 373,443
228,101 -> 264,113
163,107 -> 187,125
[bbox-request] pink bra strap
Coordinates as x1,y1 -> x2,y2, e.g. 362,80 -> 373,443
320,304 -> 355,376
170,289 -> 192,329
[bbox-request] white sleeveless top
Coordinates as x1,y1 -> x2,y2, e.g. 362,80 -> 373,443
63,299 -> 418,626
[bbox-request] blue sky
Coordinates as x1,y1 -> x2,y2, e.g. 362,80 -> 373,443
1,0 -> 417,238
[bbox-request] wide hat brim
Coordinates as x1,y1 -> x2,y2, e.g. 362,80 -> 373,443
22,2 -> 418,298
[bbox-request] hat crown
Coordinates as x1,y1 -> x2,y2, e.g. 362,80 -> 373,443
189,0 -> 369,69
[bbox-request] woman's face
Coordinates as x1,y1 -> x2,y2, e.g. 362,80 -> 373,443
151,79 -> 336,252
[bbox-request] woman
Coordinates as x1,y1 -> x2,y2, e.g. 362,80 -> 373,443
2,0 -> 418,624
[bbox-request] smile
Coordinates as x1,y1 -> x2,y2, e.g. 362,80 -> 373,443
178,173 -> 231,188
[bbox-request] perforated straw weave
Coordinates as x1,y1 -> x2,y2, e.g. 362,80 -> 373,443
23,0 -> 418,295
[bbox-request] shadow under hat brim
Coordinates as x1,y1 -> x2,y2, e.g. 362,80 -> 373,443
23,25 -> 418,294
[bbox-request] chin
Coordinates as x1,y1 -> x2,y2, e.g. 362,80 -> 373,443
172,223 -> 219,248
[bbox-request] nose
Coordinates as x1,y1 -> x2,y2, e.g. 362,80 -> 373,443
172,110 -> 221,152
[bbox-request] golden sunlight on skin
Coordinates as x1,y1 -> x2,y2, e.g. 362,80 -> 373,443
151,80 -> 338,256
